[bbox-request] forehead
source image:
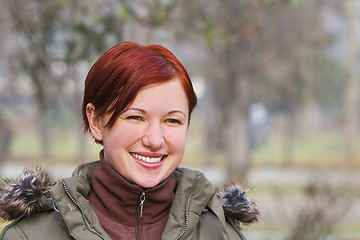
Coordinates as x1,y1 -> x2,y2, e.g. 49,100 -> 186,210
130,78 -> 189,113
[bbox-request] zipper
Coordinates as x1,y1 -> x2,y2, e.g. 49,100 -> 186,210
136,189 -> 147,240
61,180 -> 106,240
174,172 -> 202,240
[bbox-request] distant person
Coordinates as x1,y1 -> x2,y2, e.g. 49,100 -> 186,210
0,42 -> 258,239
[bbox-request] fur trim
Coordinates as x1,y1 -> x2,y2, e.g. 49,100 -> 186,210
217,184 -> 259,227
0,166 -> 55,221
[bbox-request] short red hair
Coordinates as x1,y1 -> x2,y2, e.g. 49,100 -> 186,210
82,42 -> 197,137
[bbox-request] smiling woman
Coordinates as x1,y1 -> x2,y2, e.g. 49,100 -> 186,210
0,42 -> 258,240
87,79 -> 189,188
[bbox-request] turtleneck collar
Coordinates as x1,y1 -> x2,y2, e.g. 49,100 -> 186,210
88,150 -> 175,239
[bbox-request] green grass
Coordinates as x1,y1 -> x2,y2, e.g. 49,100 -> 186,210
252,132 -> 360,169
9,129 -> 102,164
10,133 -> 41,155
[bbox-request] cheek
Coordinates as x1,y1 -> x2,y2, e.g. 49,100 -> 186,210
166,128 -> 188,154
104,124 -> 144,146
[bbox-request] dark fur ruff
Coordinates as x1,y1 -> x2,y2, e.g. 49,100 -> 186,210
217,184 -> 260,227
0,167 -> 55,221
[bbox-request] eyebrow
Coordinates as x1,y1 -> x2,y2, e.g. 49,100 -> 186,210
125,108 -> 187,118
168,110 -> 187,118
125,108 -> 146,113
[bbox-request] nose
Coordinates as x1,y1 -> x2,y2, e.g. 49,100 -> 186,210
142,122 -> 164,150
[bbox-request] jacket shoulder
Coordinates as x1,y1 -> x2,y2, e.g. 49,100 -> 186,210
175,168 -> 259,228
197,209 -> 246,240
0,211 -> 72,240
170,168 -> 254,239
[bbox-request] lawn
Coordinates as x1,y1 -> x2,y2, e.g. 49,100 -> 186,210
252,132 -> 360,169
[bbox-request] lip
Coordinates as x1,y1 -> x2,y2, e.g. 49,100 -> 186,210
130,152 -> 168,169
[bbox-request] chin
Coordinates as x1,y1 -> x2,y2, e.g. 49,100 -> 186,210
137,182 -> 158,188
135,177 -> 162,188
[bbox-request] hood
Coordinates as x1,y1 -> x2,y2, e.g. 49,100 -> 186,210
0,165 -> 259,227
0,166 -> 56,221
217,184 -> 259,228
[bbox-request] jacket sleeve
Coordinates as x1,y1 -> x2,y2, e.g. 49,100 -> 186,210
1,224 -> 26,240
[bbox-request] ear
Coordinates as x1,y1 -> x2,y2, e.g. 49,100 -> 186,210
86,103 -> 103,142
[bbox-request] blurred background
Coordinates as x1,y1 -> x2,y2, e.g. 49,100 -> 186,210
0,0 -> 360,239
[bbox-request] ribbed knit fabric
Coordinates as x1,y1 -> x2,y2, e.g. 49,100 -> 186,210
88,151 -> 175,240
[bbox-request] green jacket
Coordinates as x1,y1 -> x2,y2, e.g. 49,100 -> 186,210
0,162 -> 258,239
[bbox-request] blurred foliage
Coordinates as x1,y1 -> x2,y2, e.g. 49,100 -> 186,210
165,0 -> 348,179
287,182 -> 356,240
0,0 -> 356,170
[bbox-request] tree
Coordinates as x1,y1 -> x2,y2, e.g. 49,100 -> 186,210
168,0 -> 274,181
168,0 -> 339,180
4,0 -> 127,159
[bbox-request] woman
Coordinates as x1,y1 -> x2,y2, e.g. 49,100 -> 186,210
0,42 -> 259,239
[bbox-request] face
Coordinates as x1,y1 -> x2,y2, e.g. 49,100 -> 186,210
88,78 -> 189,188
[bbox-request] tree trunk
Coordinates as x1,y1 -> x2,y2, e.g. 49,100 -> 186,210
0,116 -> 13,166
343,0 -> 358,161
226,109 -> 250,183
38,108 -> 50,159
283,110 -> 297,166
203,82 -> 219,166
225,77 -> 251,183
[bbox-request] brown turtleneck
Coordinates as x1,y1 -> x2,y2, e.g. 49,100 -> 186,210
88,152 -> 175,240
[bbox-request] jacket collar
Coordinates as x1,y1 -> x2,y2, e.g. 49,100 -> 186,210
50,161 -> 110,240
162,167 -> 227,239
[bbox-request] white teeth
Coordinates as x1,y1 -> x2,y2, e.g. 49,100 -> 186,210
131,153 -> 162,163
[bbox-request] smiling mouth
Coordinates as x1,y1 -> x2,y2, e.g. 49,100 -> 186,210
130,153 -> 165,163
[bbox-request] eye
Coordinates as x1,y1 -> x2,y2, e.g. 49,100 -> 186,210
165,118 -> 182,125
126,115 -> 143,121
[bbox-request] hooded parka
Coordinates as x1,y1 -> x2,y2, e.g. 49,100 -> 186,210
0,161 -> 258,240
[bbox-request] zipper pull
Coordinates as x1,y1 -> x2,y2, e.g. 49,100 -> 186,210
139,191 -> 146,217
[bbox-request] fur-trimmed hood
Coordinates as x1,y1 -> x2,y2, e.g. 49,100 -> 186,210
0,167 -> 56,221
217,184 -> 259,227
0,166 -> 259,227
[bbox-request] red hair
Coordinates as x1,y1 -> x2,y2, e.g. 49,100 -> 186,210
82,42 -> 197,138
